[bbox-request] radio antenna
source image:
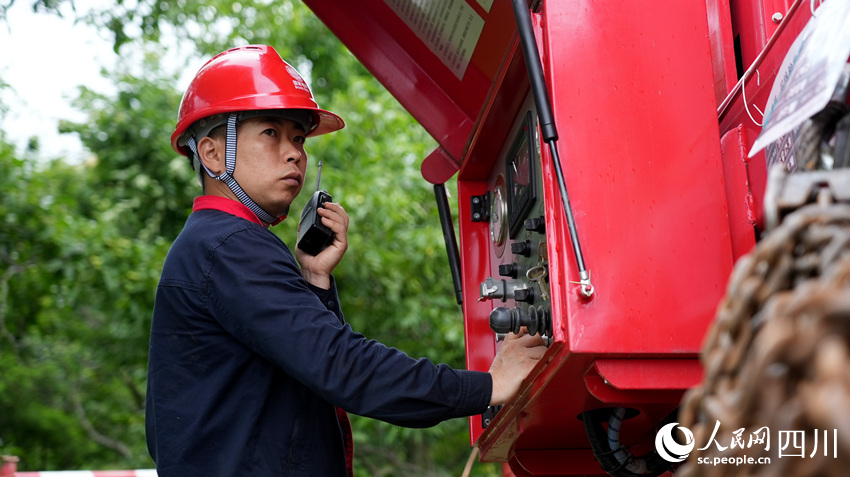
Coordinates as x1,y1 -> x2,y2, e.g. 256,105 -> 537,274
315,161 -> 323,192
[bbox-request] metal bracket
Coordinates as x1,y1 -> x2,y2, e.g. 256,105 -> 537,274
481,405 -> 503,428
471,192 -> 490,222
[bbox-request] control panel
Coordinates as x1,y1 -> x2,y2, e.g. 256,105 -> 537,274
474,103 -> 552,343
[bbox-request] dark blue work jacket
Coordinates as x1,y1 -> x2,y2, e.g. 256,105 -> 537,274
145,199 -> 492,476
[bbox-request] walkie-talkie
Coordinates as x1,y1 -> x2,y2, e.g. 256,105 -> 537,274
296,161 -> 334,255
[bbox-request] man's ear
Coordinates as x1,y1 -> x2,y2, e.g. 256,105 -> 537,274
197,136 -> 225,176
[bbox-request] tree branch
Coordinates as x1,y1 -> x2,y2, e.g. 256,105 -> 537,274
71,391 -> 133,459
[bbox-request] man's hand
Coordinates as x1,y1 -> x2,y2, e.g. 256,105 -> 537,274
296,202 -> 349,289
488,330 -> 546,406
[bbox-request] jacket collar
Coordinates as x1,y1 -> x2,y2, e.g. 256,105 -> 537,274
192,195 -> 286,228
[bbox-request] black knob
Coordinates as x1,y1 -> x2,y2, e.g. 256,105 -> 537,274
498,263 -> 519,278
525,306 -> 541,336
524,217 -> 546,234
510,240 -> 532,257
489,307 -> 517,334
528,306 -> 551,337
513,288 -> 534,303
489,306 -> 550,336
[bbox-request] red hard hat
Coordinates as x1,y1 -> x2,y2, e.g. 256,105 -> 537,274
171,44 -> 345,156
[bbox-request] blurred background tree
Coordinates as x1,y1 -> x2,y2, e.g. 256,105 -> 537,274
0,0 -> 501,475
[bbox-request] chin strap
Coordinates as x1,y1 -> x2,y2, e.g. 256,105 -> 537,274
187,113 -> 284,225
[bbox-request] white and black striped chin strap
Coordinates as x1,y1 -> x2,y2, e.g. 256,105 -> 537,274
186,113 -> 284,225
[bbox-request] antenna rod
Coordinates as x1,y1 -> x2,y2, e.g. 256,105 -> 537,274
315,161 -> 323,191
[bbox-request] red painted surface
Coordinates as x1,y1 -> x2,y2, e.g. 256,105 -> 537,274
304,0 -> 816,473
720,125 -> 758,259
717,1 -> 813,229
304,0 -> 519,164
706,0 -> 737,105
467,3 -> 737,466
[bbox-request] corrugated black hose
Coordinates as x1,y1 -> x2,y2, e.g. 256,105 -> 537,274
581,410 -> 673,477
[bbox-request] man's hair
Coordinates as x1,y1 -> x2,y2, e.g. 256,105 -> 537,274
197,124 -> 227,193
208,124 -> 227,141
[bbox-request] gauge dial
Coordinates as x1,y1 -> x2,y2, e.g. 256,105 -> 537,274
490,175 -> 508,257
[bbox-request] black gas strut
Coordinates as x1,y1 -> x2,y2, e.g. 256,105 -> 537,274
511,0 -> 593,296
435,183 -> 464,305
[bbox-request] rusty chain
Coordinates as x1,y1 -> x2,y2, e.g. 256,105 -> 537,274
678,167 -> 850,477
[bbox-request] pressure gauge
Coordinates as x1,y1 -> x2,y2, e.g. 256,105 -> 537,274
490,174 -> 508,257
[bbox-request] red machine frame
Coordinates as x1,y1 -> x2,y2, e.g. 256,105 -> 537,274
304,0 -> 817,475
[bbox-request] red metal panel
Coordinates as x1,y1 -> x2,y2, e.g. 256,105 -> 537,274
457,178 -> 498,438
475,0 -> 737,465
304,0 -> 519,165
593,359 -> 703,391
458,38 -> 531,182
706,0 -> 738,105
718,2 -> 813,228
762,0 -> 795,38
730,0 -> 798,79
731,0 -> 769,70
542,0 -> 734,356
420,146 -> 460,185
303,0 -> 818,473
720,125 -> 758,259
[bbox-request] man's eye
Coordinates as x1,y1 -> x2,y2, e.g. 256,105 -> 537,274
294,135 -> 306,144
263,128 -> 277,136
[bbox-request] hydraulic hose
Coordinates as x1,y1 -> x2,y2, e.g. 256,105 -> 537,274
608,408 -> 648,474
581,410 -> 672,477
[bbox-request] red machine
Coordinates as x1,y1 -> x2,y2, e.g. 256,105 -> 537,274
304,0 -> 840,475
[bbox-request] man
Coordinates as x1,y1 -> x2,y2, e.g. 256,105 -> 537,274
145,44 -> 545,476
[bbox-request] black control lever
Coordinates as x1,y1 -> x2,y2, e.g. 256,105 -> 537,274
489,306 -> 549,336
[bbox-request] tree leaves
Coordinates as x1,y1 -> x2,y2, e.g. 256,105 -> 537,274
0,1 -> 500,474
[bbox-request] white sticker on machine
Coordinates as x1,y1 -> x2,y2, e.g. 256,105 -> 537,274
384,0 -> 485,80
749,0 -> 850,158
476,0 -> 494,13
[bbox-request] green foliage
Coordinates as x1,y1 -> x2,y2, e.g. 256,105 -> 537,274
60,49 -> 193,241
0,1 -> 502,475
0,137 -> 161,469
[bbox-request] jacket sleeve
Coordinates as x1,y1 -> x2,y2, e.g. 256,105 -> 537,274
305,277 -> 345,324
204,226 -> 492,427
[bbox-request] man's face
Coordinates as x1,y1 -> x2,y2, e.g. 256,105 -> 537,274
232,117 -> 309,217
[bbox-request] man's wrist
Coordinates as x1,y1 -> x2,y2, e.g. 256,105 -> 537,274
489,372 -> 503,406
301,270 -> 331,289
